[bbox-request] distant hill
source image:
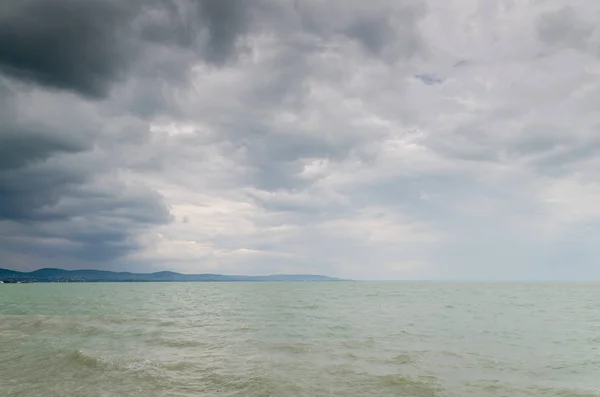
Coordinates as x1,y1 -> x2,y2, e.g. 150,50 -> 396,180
0,268 -> 345,283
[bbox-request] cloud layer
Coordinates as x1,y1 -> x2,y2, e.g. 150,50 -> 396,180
1,0 -> 599,280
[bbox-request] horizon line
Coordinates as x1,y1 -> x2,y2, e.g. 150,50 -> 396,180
1,267 -> 599,283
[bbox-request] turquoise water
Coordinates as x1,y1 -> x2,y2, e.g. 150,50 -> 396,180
1,282 -> 599,396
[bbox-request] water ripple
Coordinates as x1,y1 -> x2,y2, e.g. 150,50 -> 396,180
1,282 -> 599,396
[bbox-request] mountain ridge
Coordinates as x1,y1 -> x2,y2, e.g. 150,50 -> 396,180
0,268 -> 345,283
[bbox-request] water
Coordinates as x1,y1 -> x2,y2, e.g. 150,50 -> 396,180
0,282 -> 599,397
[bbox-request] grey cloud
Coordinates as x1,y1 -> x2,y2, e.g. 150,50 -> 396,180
527,139 -> 600,176
168,1 -> 430,192
429,124 -> 599,176
294,0 -> 426,59
140,0 -> 253,62
345,13 -> 397,55
237,129 -> 383,193
140,1 -> 600,280
242,126 -> 375,191
109,0 -> 428,121
536,7 -> 593,50
500,122 -> 600,177
424,124 -> 501,163
508,124 -> 570,156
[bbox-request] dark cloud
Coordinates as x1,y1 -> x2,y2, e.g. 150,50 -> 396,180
0,89 -> 171,268
0,162 -> 85,221
0,154 -> 172,264
0,127 -> 89,171
0,0 -> 135,98
0,0 -> 255,99
415,73 -> 444,85
39,180 -> 172,261
197,0 -> 251,63
0,91 -> 93,221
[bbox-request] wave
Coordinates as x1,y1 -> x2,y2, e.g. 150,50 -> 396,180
161,361 -> 195,371
0,315 -> 107,337
148,337 -> 204,348
373,374 -> 440,396
393,353 -> 414,365
67,349 -> 107,369
269,342 -> 314,354
66,349 -> 194,374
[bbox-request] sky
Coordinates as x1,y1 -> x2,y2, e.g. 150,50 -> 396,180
1,0 -> 599,280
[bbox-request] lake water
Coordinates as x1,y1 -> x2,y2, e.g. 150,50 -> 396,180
0,282 -> 599,396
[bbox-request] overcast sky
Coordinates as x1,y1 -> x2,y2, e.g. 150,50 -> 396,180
1,0 -> 599,280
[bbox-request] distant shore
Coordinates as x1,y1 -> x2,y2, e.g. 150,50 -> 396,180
0,268 -> 345,283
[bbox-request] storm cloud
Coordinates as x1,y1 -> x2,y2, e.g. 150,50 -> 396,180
1,0 -> 600,279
